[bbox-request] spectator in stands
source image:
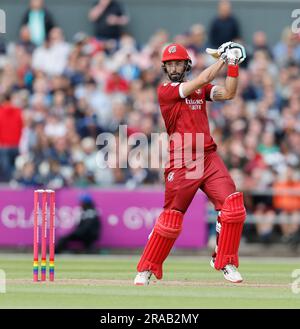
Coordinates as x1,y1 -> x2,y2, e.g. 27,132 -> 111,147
74,77 -> 112,129
273,27 -> 300,67
257,131 -> 280,164
209,0 -> 240,48
56,193 -> 101,254
13,45 -> 34,91
14,161 -> 40,187
105,65 -> 130,94
79,137 -> 108,184
244,165 -> 277,244
21,0 -> 55,46
117,51 -> 141,82
0,93 -> 23,182
65,52 -> 90,87
40,159 -> 67,189
187,24 -> 207,55
72,161 -> 95,187
251,31 -> 273,60
88,0 -> 129,43
32,27 -> 70,76
17,25 -> 36,55
46,136 -> 72,167
273,166 -> 300,243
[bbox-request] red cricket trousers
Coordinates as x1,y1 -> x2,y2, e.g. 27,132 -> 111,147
163,151 -> 236,212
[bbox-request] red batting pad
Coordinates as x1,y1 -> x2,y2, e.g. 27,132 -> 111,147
137,209 -> 183,279
214,192 -> 246,270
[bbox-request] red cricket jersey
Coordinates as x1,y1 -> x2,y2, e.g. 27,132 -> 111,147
158,82 -> 217,168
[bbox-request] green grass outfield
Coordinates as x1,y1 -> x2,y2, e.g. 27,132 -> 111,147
0,254 -> 300,308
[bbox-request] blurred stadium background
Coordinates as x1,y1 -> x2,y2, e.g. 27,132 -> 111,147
1,0 -> 300,256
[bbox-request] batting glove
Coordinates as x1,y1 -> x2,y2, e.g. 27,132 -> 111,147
206,41 -> 234,59
228,42 -> 246,64
206,41 -> 246,64
225,49 -> 239,65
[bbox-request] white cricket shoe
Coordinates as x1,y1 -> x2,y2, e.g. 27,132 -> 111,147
134,271 -> 152,286
210,258 -> 243,283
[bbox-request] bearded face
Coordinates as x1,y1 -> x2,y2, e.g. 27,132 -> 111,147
164,60 -> 187,82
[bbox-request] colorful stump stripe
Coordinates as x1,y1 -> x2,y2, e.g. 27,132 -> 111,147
33,190 -> 56,282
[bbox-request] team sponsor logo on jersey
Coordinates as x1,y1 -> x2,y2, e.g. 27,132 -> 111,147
168,45 -> 176,53
167,171 -> 175,182
185,98 -> 204,110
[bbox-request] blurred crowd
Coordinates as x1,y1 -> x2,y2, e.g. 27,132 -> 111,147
1,0 -> 300,244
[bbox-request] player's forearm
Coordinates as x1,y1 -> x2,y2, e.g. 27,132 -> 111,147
89,7 -> 102,21
212,67 -> 239,101
88,3 -> 107,21
224,75 -> 238,99
181,59 -> 224,97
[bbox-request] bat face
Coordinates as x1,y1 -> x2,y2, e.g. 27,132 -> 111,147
205,48 -> 220,58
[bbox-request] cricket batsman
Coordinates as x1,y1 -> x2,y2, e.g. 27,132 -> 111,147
134,41 -> 247,285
